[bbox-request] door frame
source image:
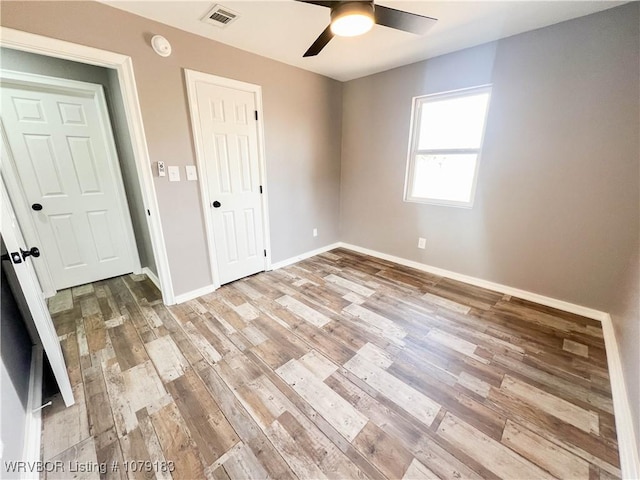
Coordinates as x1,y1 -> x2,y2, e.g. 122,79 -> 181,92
1,177 -> 74,407
1,69 -> 142,294
184,69 -> 272,289
0,27 -> 176,304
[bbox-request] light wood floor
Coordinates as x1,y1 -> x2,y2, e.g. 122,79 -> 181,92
43,248 -> 620,479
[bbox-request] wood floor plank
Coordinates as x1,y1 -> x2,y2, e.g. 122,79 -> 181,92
402,458 -> 440,480
220,442 -> 269,480
150,402 -> 204,479
95,436 -> 127,480
425,329 -> 489,364
108,319 -> 148,371
118,427 -> 154,480
136,409 -> 173,480
265,419 -> 329,480
502,419 -> 590,479
422,292 -> 472,314
42,385 -> 91,461
345,350 -> 441,428
297,350 -> 338,380
145,335 -> 190,382
352,421 -> 414,480
82,363 -> 114,437
276,294 -> 332,327
276,359 -> 368,442
500,375 -> 600,435
324,273 -> 376,297
165,370 -> 239,465
437,412 -> 555,480
46,436 -> 98,480
343,303 -> 407,341
43,251 -> 621,480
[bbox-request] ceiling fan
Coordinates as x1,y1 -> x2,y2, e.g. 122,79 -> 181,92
297,0 -> 437,57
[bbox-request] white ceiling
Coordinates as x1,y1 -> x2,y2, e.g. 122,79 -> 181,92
103,1 -> 625,81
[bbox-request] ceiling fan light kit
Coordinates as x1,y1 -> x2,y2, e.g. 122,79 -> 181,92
298,0 -> 437,57
330,2 -> 375,37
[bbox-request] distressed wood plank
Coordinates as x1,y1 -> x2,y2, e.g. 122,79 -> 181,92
437,412 -> 555,480
276,359 -> 368,441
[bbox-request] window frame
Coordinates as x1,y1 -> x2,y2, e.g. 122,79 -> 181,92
403,85 -> 492,208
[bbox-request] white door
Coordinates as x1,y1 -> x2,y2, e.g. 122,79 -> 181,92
0,72 -> 140,291
189,77 -> 267,285
1,178 -> 74,407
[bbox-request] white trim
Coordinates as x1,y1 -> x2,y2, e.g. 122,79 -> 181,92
142,267 -> 161,291
21,346 -> 43,480
0,27 -> 176,305
0,69 -> 142,289
338,242 -> 609,321
601,315 -> 640,480
184,69 -> 272,288
173,284 -> 217,304
270,243 -> 342,270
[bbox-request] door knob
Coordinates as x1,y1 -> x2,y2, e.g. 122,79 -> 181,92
20,247 -> 40,260
212,201 -> 221,208
32,203 -> 43,211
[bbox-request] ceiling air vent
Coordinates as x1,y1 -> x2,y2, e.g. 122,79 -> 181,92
202,4 -> 240,28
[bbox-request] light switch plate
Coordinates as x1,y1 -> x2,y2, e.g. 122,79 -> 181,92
168,166 -> 180,182
185,165 -> 198,181
157,161 -> 166,177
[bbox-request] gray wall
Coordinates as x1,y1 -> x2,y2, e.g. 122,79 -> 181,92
106,68 -> 158,276
0,47 -> 158,277
340,3 -> 639,312
0,1 -> 343,297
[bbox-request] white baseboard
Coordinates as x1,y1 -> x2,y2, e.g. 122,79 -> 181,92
173,242 -> 339,304
338,242 -> 609,322
270,242 -> 342,270
142,267 -> 161,291
173,284 -> 217,304
600,315 -> 640,480
22,346 -> 43,480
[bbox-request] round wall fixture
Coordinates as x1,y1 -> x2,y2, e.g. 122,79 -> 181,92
151,35 -> 172,57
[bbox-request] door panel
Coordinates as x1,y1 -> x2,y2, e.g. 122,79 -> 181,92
1,80 -> 137,290
1,180 -> 74,406
193,81 -> 266,285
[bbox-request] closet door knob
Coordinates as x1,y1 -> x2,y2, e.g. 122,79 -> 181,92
20,247 -> 40,260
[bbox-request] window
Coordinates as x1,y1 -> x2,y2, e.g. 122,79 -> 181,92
404,85 -> 491,208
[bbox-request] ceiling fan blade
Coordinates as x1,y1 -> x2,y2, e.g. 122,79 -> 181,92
295,0 -> 334,8
303,25 -> 334,57
374,4 -> 437,35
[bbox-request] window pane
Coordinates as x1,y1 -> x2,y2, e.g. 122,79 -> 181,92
411,154 -> 477,203
418,93 -> 490,150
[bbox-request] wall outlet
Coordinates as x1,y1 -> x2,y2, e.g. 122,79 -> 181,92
313,228 -> 318,237
418,237 -> 426,249
157,161 -> 166,177
168,166 -> 180,182
185,165 -> 198,181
